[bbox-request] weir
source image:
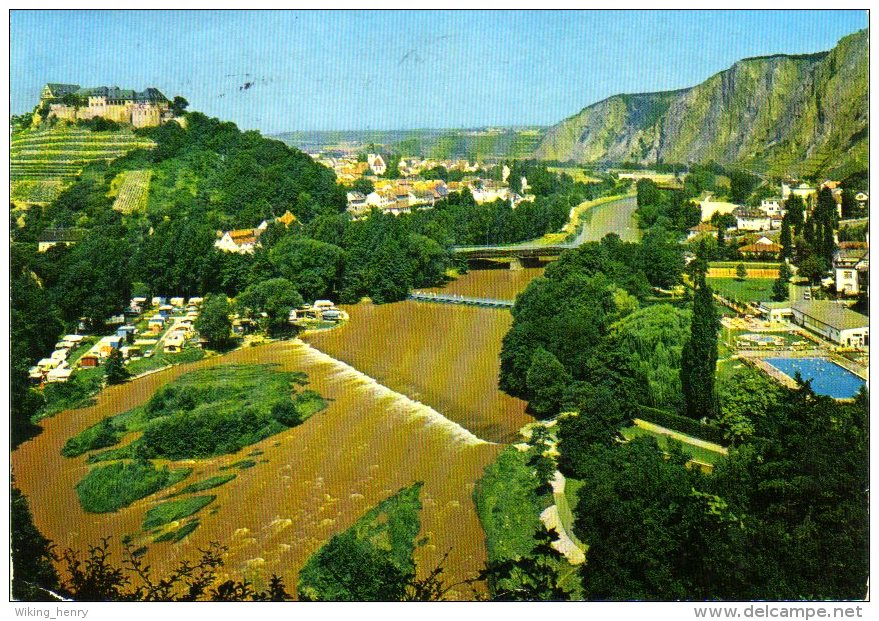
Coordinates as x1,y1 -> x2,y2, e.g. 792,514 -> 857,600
408,291 -> 515,308
292,340 -> 495,446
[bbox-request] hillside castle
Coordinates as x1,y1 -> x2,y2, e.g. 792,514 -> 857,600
37,83 -> 172,128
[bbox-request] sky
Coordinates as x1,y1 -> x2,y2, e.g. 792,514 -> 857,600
10,10 -> 868,134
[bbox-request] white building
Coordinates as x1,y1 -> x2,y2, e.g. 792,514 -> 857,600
367,153 -> 387,176
735,208 -> 772,232
790,300 -> 869,347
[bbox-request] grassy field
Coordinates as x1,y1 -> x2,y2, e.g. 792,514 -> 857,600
707,277 -> 776,303
10,126 -> 154,205
75,461 -> 192,513
621,426 -> 724,466
72,364 -> 324,462
547,167 -> 602,184
297,483 -> 423,601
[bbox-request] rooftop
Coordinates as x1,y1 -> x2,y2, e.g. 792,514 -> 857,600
792,300 -> 869,331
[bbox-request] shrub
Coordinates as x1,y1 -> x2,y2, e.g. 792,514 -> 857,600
75,461 -> 192,513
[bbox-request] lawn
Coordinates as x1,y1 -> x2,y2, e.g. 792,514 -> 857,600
125,346 -> 205,376
707,277 -> 776,303
621,426 -> 725,466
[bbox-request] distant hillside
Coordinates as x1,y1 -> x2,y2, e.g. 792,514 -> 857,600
273,127 -> 546,160
535,29 -> 868,179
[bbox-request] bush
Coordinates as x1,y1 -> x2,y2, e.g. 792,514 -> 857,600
635,406 -> 726,445
61,418 -> 122,457
75,461 -> 192,513
298,483 -> 422,601
142,496 -> 215,530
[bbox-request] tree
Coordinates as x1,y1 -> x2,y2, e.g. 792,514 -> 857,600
779,214 -> 793,261
105,349 -> 131,385
735,263 -> 747,281
785,195 -> 805,233
771,272 -> 790,302
170,96 -> 189,116
525,347 -> 571,419
680,256 -> 719,419
195,294 -> 232,349
351,177 -> 374,195
237,277 -> 304,336
798,255 -> 828,286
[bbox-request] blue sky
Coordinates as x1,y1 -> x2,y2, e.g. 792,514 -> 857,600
11,10 -> 868,133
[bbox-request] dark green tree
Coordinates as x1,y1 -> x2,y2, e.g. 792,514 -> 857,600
195,294 -> 232,349
779,214 -> 793,261
170,96 -> 189,116
680,250 -> 719,419
525,347 -> 571,419
104,349 -> 131,385
735,263 -> 747,281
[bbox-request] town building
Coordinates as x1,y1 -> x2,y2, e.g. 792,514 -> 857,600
37,227 -> 86,252
687,222 -> 718,240
833,244 -> 869,296
737,237 -> 782,259
735,208 -> 772,232
39,83 -> 171,128
790,300 -> 869,346
367,153 -> 387,176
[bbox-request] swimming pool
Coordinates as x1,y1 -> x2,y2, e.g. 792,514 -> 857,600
763,357 -> 866,399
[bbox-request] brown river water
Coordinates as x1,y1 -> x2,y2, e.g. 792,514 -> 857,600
12,267 -> 543,599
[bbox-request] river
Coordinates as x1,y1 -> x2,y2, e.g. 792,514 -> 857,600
573,195 -> 640,244
12,267 -> 544,599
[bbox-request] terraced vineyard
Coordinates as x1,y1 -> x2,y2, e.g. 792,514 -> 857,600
111,169 -> 153,213
10,127 -> 155,206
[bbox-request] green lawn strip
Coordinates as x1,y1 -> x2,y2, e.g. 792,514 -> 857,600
555,478 -> 587,552
709,261 -> 781,270
125,347 -> 205,376
621,426 -> 724,466
142,495 -> 216,530
75,461 -> 192,513
298,483 -> 423,601
707,277 -> 776,303
173,473 -> 236,496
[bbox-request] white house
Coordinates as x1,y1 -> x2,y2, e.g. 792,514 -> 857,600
367,153 -> 387,176
735,208 -> 772,232
833,245 -> 869,296
214,228 -> 261,254
759,198 -> 786,217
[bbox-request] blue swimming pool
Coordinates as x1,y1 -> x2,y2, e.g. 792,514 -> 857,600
764,357 -> 866,399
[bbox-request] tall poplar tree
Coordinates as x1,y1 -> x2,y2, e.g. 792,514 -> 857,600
680,243 -> 719,419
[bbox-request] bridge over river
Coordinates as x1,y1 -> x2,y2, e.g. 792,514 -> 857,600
451,195 -> 639,268
409,291 -> 514,308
